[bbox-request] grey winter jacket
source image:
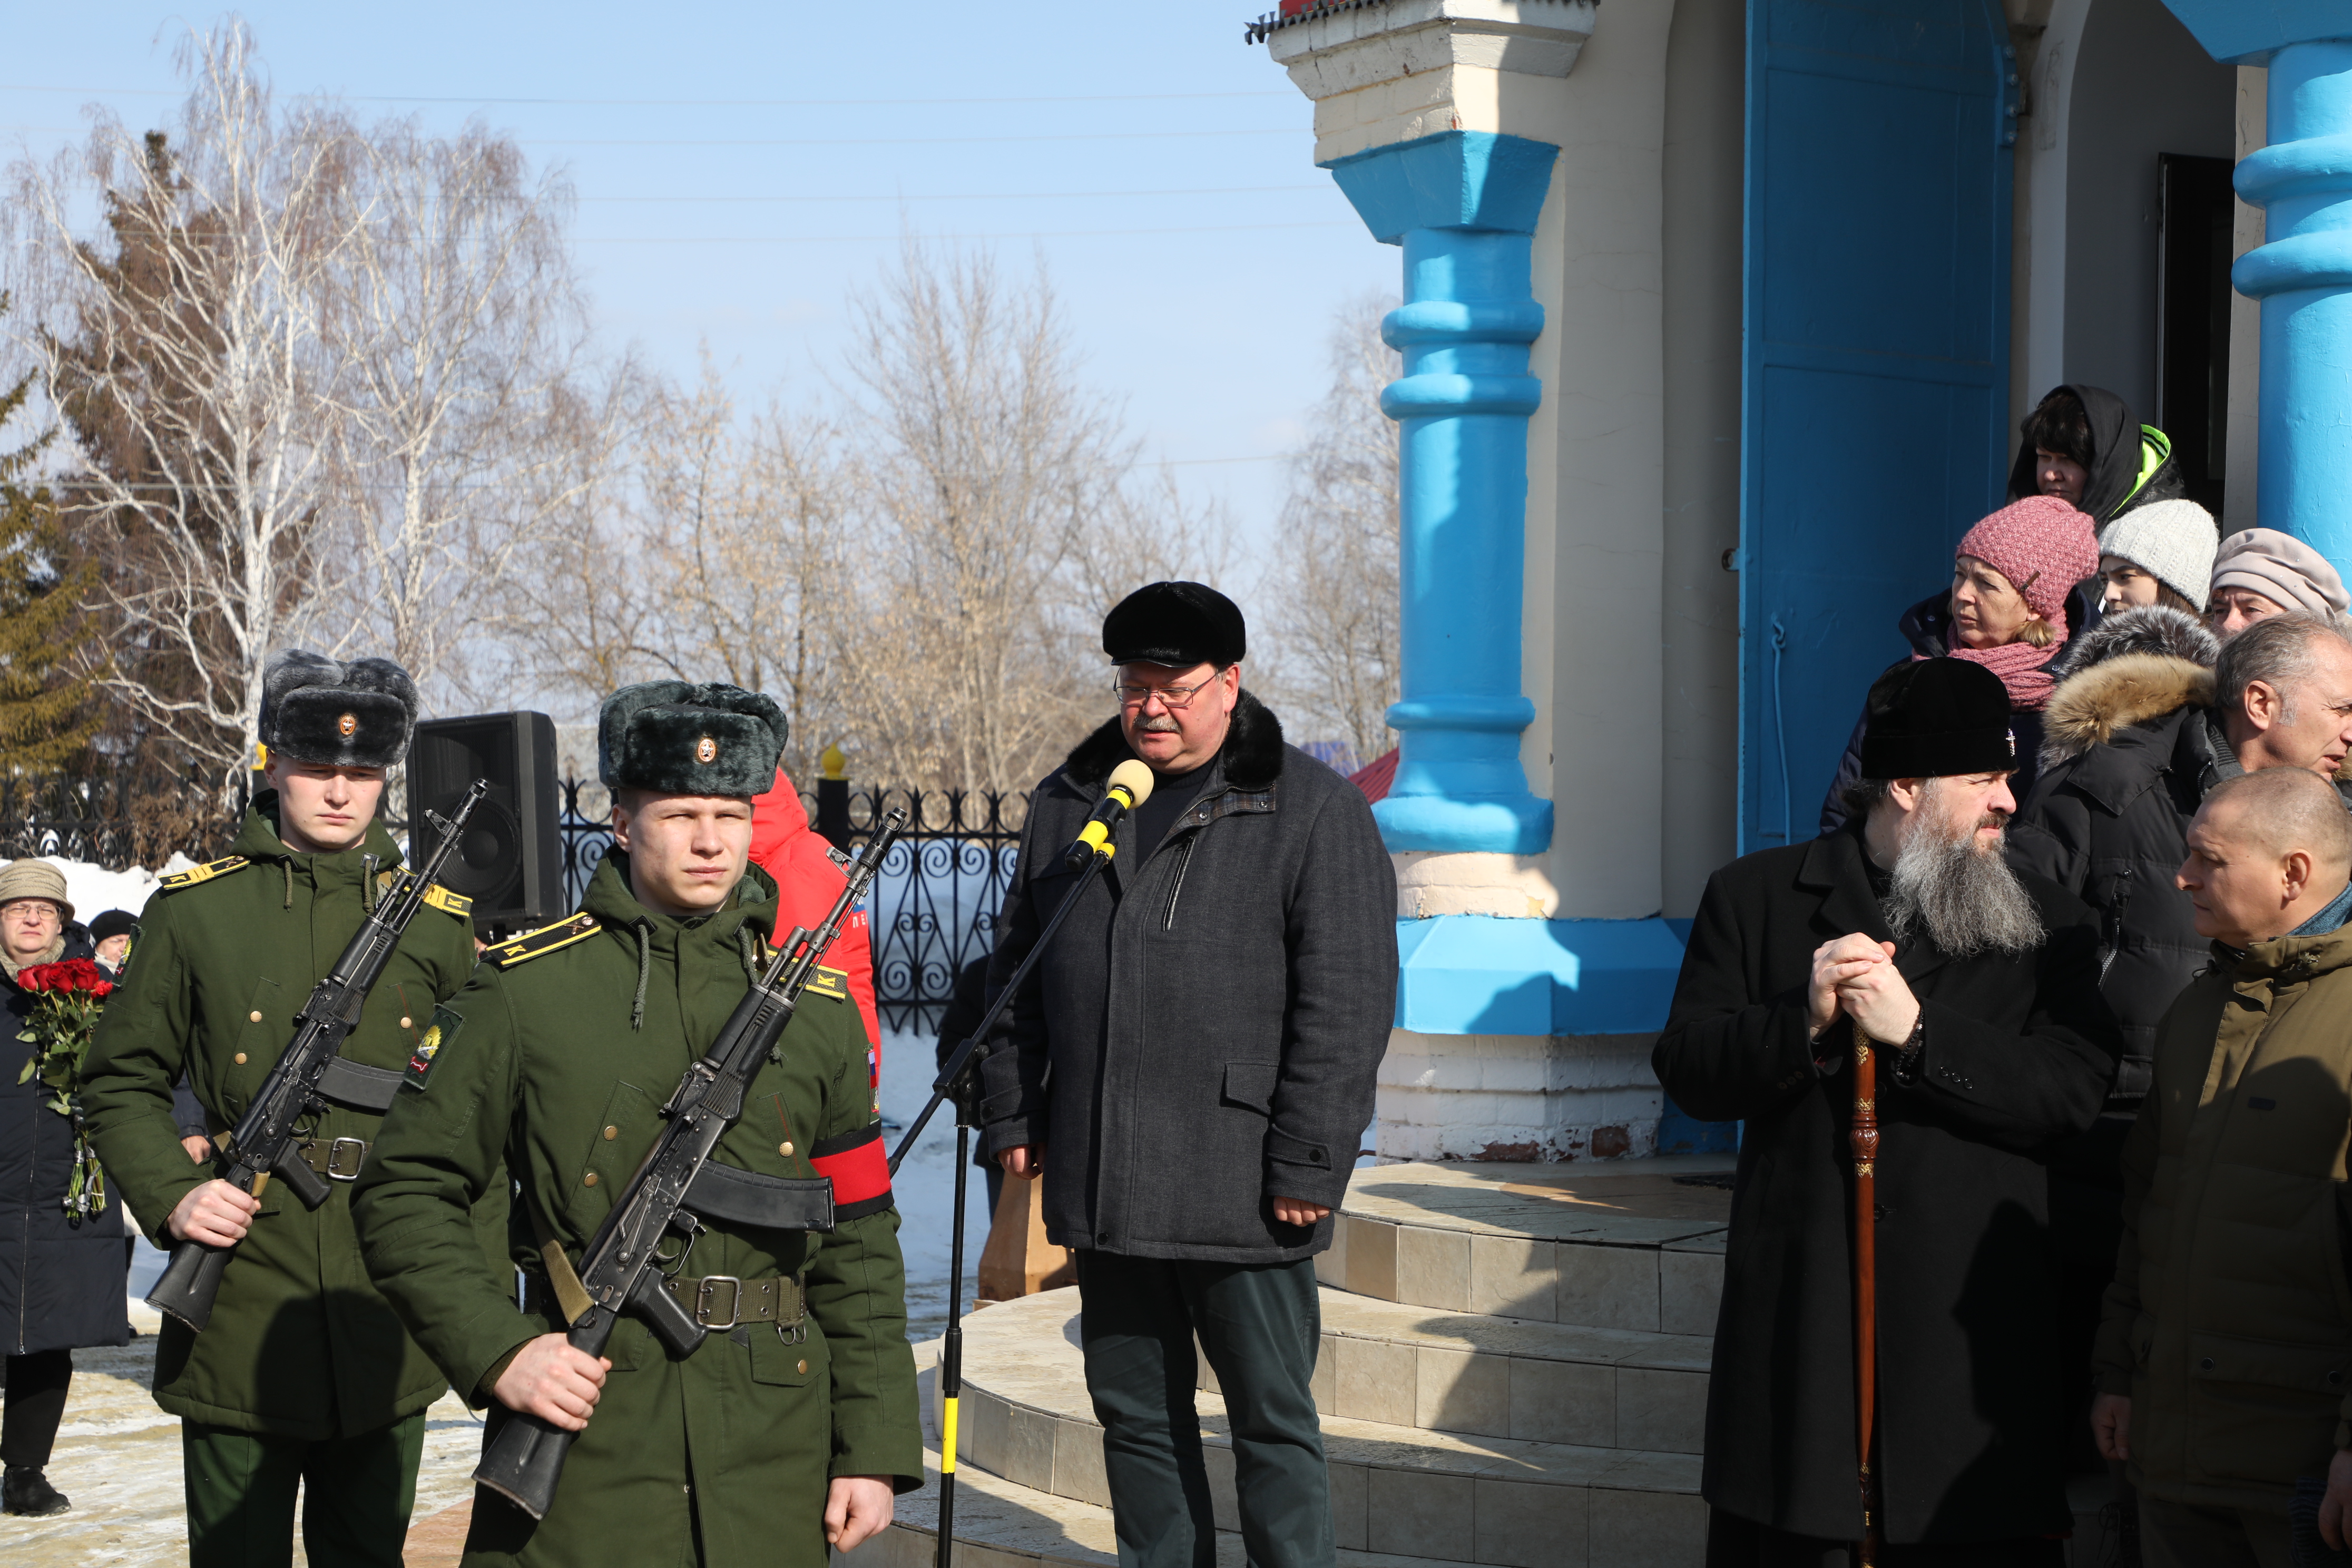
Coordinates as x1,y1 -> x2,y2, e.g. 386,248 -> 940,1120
977,693 -> 1398,1263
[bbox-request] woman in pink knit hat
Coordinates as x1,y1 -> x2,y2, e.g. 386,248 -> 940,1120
1819,495 -> 2102,831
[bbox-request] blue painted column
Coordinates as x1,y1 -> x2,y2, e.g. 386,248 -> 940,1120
2163,3 -> 2352,559
1324,130 -> 1559,855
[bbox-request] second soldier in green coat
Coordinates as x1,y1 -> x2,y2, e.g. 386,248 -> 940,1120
352,681 -> 922,1568
81,651 -> 490,1568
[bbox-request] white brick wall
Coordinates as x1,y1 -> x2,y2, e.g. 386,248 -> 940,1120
1375,1027 -> 1664,1162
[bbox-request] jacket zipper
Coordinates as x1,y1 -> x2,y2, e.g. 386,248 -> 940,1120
1162,835 -> 1197,931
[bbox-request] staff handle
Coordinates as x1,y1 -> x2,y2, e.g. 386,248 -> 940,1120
1852,1028 -> 1883,1567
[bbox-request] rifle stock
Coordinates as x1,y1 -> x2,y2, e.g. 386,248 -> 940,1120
146,781 -> 488,1331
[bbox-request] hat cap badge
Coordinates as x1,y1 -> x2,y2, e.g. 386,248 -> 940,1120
337,712 -> 358,738
694,735 -> 717,764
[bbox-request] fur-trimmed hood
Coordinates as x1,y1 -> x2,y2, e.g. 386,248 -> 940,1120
1061,689 -> 1285,794
2046,603 -> 2218,681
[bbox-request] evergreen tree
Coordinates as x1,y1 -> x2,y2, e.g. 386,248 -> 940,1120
0,302 -> 97,769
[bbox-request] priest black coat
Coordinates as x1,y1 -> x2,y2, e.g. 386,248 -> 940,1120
1653,825 -> 2122,1546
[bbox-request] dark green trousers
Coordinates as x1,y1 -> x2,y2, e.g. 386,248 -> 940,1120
182,1412 -> 425,1568
1075,1250 -> 1332,1568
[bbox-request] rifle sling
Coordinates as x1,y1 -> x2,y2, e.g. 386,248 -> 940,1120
315,1056 -> 404,1112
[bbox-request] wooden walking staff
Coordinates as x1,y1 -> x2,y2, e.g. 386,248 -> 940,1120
1851,1029 -> 1884,1567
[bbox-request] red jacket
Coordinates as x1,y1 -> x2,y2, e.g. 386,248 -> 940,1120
749,769 -> 881,1057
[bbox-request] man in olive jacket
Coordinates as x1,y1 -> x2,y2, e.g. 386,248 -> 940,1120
1656,658 -> 2121,1564
351,681 -> 921,1568
982,582 -> 1397,1568
2093,767 -> 2352,1565
81,652 -> 484,1567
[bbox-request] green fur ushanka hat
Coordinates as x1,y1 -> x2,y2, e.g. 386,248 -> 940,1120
259,650 -> 419,770
597,681 -> 787,798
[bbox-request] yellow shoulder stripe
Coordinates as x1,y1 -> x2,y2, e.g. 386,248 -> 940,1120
804,965 -> 849,1002
420,884 -> 472,917
158,855 -> 249,891
484,913 -> 601,970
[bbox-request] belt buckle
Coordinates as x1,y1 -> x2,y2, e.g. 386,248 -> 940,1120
697,1275 -> 743,1331
325,1137 -> 369,1181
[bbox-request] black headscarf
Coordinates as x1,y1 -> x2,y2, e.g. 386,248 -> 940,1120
2007,384 -> 2183,522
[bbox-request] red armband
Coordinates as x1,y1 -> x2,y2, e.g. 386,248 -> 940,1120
810,1122 -> 893,1220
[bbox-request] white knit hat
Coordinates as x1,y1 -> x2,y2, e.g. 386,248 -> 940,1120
2098,499 -> 2219,609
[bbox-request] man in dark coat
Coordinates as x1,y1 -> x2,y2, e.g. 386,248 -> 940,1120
1656,658 -> 2122,1565
982,581 -> 1396,1568
0,859 -> 122,1517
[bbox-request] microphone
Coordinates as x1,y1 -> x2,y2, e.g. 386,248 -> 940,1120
1065,759 -> 1155,868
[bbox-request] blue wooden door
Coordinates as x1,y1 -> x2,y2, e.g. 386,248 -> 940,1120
1739,0 -> 2018,850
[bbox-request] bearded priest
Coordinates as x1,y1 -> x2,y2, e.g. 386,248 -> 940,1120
1659,656 -> 2123,1568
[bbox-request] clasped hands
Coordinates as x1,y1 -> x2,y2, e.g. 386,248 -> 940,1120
1808,934 -> 1921,1048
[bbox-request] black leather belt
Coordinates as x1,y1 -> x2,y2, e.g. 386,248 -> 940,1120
663,1272 -> 806,1331
293,1136 -> 369,1181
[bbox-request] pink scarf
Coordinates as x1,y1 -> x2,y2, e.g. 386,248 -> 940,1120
1918,636 -> 2064,711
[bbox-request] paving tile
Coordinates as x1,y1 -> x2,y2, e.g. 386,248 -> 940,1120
1349,1218 -> 1399,1302
1468,1234 -> 1559,1321
1366,1467 -> 1476,1561
1615,1368 -> 1708,1455
1004,1404 -> 1057,1491
1556,1243 -> 1659,1332
1311,1336 -> 1337,1415
1659,1249 -> 1724,1337
1329,1455 -> 1369,1552
1395,1224 -> 1472,1311
1475,1475 -> 1587,1568
1334,1335 -> 1418,1426
1052,1416 -> 1111,1508
1317,1214 -> 1350,1289
1416,1346 -> 1511,1438
1505,1357 -> 1614,1448
973,1387 -> 1012,1475
1589,1486 -> 1709,1567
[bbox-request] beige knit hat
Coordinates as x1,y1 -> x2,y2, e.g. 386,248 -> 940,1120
0,860 -> 73,922
2210,527 -> 2351,615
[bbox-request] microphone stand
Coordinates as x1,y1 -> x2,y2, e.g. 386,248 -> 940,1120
890,839 -> 1114,1568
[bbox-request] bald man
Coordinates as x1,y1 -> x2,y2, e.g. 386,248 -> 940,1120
2092,767 -> 2352,1566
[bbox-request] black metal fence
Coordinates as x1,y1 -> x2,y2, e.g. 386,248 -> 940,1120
4,768 -> 1028,1038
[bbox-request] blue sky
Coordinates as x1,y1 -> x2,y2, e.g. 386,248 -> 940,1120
5,3 -> 1397,585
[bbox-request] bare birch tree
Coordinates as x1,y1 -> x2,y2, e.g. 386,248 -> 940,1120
1267,294 -> 1402,762
318,117 -> 605,705
5,22 -> 363,784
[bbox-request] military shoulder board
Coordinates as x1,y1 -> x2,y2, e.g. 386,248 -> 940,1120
376,869 -> 473,918
484,913 -> 601,970
157,855 -> 249,891
803,966 -> 849,1002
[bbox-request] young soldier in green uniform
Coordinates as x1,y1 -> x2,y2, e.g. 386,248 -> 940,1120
351,681 -> 921,1568
80,651 -> 488,1568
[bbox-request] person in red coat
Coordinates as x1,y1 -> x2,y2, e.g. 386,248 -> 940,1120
749,770 -> 881,1071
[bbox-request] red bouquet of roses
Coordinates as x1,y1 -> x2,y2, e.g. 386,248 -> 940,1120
17,956 -> 115,1219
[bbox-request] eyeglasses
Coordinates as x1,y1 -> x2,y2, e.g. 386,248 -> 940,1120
0,900 -> 60,923
1113,671 -> 1226,710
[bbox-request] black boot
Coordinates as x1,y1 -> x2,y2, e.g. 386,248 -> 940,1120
2,1465 -> 70,1516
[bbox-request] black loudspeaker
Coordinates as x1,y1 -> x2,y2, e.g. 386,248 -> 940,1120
408,711 -> 562,940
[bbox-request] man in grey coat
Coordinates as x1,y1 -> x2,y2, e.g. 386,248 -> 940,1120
982,581 -> 1397,1568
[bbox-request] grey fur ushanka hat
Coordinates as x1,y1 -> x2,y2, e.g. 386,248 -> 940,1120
598,681 -> 787,798
259,650 -> 419,770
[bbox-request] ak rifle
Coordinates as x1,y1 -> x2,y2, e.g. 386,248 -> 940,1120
148,780 -> 489,1331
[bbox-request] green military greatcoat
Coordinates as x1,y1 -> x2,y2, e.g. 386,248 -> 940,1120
351,852 -> 922,1568
80,796 -> 489,1436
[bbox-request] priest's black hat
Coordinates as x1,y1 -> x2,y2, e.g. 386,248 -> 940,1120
259,650 -> 419,770
1856,659 -> 2018,780
599,681 -> 788,798
1102,581 -> 1246,668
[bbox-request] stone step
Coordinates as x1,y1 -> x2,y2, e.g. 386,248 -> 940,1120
1323,1157 -> 1731,1337
1189,1285 -> 1710,1453
866,1451 -> 1507,1568
948,1288 -> 1705,1566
